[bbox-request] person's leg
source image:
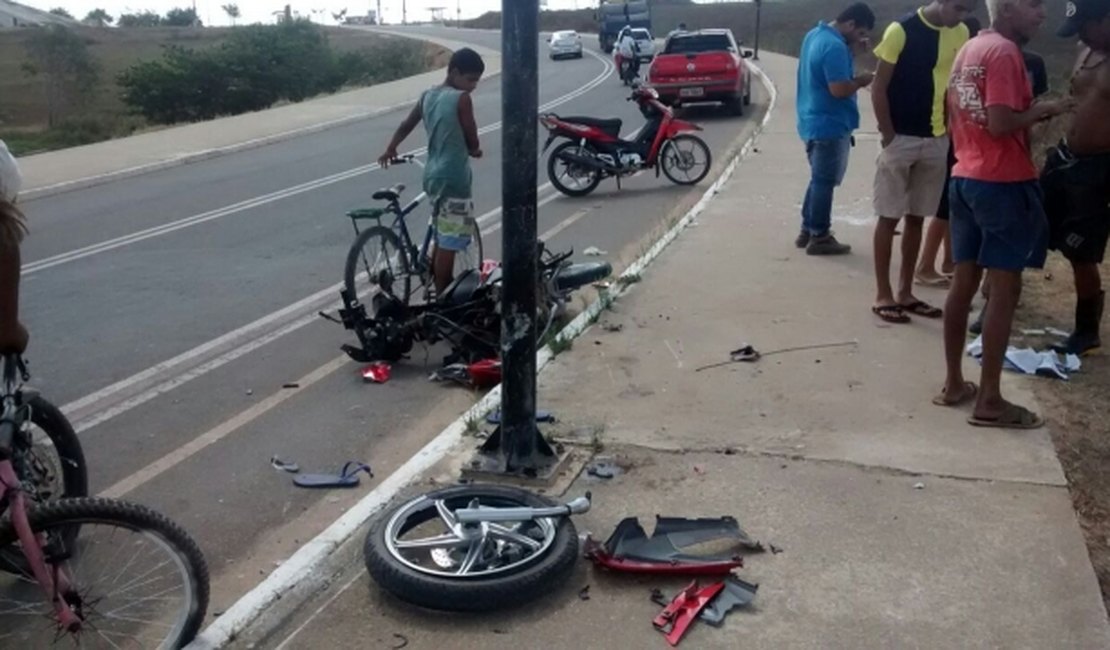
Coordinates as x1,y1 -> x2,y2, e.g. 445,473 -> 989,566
940,179 -> 983,403
896,214 -> 925,304
871,136 -> 912,307
804,136 -> 852,254
941,260 -> 982,401
431,197 -> 475,295
872,216 -> 899,305
974,268 -> 1022,419
940,226 -> 954,275
917,216 -> 949,281
798,143 -> 816,247
432,246 -> 456,293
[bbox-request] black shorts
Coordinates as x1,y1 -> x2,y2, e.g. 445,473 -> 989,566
935,143 -> 957,221
1041,142 -> 1110,264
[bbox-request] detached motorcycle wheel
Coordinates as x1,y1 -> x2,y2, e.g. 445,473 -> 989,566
548,141 -> 603,198
364,485 -> 579,612
661,134 -> 712,186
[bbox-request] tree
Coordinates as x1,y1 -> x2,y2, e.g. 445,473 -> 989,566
84,9 -> 113,26
164,7 -> 201,27
222,4 -> 240,25
21,25 -> 100,127
118,11 -> 163,27
48,7 -> 73,19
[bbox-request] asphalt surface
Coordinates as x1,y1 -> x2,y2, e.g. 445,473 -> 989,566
17,27 -> 769,614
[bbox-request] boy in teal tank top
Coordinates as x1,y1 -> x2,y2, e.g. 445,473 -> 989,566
378,48 -> 485,294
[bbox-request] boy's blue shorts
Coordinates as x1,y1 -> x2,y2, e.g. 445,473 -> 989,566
949,178 -> 1048,272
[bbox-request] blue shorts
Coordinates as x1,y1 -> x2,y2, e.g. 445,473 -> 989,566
949,178 -> 1048,272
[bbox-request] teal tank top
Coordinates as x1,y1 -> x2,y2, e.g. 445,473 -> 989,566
421,86 -> 472,200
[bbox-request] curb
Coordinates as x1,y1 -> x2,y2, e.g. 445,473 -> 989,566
21,31 -> 502,202
186,61 -> 778,650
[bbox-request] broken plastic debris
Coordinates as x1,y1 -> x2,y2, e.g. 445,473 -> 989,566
270,456 -> 300,473
429,363 -> 471,385
586,457 -> 621,479
966,335 -> 1080,379
361,362 -> 391,383
583,246 -> 607,256
602,322 -> 624,332
913,482 -> 925,490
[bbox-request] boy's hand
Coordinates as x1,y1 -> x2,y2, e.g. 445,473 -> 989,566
378,148 -> 399,167
0,322 -> 29,355
469,148 -> 483,159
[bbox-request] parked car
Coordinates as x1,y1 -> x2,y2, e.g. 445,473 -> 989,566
548,30 -> 584,60
648,29 -> 753,115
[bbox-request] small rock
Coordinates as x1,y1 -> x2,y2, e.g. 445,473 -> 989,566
583,246 -> 607,256
913,482 -> 925,490
246,389 -> 254,396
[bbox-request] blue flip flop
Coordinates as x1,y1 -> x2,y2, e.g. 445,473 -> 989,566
293,461 -> 373,488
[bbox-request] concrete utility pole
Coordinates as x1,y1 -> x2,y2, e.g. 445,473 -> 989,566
402,0 -> 407,24
475,0 -> 557,477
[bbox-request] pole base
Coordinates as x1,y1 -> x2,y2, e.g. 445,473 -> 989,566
463,424 -> 574,485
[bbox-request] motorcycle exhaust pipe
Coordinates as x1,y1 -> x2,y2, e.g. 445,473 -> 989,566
556,151 -> 615,172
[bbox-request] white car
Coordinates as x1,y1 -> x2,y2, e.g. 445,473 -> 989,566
548,30 -> 583,60
630,28 -> 655,61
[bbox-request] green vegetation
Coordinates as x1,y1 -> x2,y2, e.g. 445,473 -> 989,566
0,23 -> 443,155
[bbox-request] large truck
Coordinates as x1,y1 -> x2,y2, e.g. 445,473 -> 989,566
597,0 -> 651,54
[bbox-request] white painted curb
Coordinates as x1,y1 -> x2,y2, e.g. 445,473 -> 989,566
187,61 -> 778,650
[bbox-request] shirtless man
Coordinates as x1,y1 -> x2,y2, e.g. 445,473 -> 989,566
1040,0 -> 1110,355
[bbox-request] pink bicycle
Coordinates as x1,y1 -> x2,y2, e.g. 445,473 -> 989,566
0,355 -> 209,648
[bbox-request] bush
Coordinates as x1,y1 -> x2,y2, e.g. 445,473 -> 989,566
118,21 -> 428,125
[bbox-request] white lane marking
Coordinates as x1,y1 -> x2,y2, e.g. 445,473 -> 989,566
98,355 -> 349,499
23,48 -> 612,277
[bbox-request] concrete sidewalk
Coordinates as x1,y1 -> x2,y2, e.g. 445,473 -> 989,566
17,29 -> 500,200
247,52 -> 1110,649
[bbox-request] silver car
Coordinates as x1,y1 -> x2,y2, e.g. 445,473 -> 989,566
548,30 -> 584,60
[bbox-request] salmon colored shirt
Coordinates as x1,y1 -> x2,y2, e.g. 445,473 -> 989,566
947,30 -> 1037,182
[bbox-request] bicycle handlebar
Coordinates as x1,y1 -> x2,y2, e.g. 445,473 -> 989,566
388,154 -> 416,166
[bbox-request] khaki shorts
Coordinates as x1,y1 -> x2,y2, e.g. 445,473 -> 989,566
873,135 -> 950,219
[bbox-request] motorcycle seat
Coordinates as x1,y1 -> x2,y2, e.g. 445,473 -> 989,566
559,116 -> 623,137
439,269 -> 481,306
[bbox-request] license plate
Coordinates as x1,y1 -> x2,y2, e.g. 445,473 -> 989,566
679,87 -> 705,98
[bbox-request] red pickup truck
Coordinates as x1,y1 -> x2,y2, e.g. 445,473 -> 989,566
647,29 -> 753,115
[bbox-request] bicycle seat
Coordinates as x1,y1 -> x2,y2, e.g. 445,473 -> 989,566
372,183 -> 405,202
347,208 -> 386,220
439,269 -> 481,306
559,116 -> 623,137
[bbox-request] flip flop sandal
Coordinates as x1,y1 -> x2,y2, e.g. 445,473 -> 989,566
293,461 -> 373,488
914,274 -> 951,288
872,305 -> 911,324
932,381 -> 978,407
486,409 -> 555,424
967,404 -> 1044,430
270,456 -> 300,473
899,300 -> 943,319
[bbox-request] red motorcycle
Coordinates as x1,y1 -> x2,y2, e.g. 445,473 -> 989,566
539,85 -> 712,197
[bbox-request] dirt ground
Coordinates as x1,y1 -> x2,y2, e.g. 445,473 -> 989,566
1015,254 -> 1110,614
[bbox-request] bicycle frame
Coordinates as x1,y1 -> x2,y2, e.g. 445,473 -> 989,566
0,357 -> 82,632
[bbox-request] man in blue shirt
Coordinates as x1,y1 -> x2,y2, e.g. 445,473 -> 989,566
796,3 -> 877,255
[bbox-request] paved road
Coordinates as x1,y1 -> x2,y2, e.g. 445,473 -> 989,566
17,27 -> 767,614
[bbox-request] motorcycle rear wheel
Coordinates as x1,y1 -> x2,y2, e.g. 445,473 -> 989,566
364,484 -> 579,612
548,141 -> 603,198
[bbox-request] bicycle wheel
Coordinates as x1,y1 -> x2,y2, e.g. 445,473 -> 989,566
0,498 -> 210,649
0,396 -> 87,575
343,226 -> 412,311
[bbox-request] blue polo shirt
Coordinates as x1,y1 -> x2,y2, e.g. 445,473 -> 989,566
796,22 -> 859,141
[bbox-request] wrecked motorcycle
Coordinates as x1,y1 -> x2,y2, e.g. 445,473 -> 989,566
322,184 -> 611,365
364,485 -> 590,611
540,85 -> 712,197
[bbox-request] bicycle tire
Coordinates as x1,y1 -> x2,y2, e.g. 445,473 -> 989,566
0,396 -> 87,575
0,497 -> 209,649
343,226 -> 412,311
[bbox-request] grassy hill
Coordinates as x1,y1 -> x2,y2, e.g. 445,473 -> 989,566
0,26 -> 446,154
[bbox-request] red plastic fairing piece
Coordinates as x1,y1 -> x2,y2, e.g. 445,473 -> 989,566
583,538 -> 743,575
652,581 -> 726,646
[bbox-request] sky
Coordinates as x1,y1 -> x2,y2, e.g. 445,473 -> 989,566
19,0 -> 599,28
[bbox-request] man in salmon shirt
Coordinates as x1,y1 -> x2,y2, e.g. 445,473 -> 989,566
935,0 -> 1072,428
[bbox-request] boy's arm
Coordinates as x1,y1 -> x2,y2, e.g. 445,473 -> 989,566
457,93 -> 481,158
378,103 -> 423,167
